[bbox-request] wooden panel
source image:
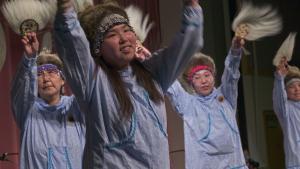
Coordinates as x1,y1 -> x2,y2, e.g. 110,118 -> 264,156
264,110 -> 285,169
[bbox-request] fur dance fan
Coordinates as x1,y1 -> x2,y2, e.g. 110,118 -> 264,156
232,2 -> 282,41
1,0 -> 56,35
125,5 -> 154,43
0,23 -> 6,71
39,0 -> 94,50
43,0 -> 94,14
273,32 -> 297,66
73,0 -> 94,13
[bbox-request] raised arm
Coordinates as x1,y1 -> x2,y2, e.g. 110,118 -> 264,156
10,32 -> 39,129
167,80 -> 193,116
220,37 -> 244,110
54,0 -> 96,109
143,1 -> 204,92
273,58 -> 289,120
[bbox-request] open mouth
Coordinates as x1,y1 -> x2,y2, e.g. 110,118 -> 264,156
120,45 -> 132,52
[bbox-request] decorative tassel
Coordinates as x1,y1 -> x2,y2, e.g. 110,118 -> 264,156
273,32 -> 297,66
218,95 -> 224,102
125,5 -> 154,43
0,23 -> 6,71
1,0 -> 55,35
232,2 -> 282,41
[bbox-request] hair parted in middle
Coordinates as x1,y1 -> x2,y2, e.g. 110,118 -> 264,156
37,48 -> 63,70
36,48 -> 65,95
78,0 -> 163,119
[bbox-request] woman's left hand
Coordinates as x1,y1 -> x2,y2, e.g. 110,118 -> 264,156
135,42 -> 151,62
232,36 -> 245,49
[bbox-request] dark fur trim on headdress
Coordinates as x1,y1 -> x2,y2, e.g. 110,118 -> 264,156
285,66 -> 300,86
178,53 -> 216,94
183,53 -> 215,83
79,1 -> 130,58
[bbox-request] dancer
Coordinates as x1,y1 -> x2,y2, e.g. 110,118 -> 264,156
54,0 -> 203,168
273,33 -> 300,169
11,32 -> 85,169
167,33 -> 248,168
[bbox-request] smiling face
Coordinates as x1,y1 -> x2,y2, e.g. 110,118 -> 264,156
191,70 -> 215,96
286,80 -> 300,101
37,66 -> 64,104
101,24 -> 137,69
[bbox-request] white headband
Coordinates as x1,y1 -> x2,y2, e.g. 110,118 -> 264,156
286,78 -> 300,87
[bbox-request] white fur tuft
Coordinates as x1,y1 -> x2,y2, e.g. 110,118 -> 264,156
1,0 -> 55,34
125,5 -> 154,43
42,31 -> 53,51
0,23 -> 6,71
41,0 -> 93,22
232,2 -> 282,41
273,32 -> 297,66
74,0 -> 94,13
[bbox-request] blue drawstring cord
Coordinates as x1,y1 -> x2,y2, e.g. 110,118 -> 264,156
47,148 -> 53,169
64,147 -> 73,169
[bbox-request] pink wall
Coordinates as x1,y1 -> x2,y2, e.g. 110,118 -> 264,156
0,11 -> 22,169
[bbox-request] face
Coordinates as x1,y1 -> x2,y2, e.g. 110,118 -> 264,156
101,24 -> 137,69
191,70 -> 215,96
286,81 -> 300,101
37,68 -> 64,102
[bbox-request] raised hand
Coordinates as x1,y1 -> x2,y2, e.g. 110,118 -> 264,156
183,0 -> 200,7
235,24 -> 249,39
232,24 -> 249,49
232,36 -> 245,50
21,32 -> 39,58
276,57 -> 288,76
57,0 -> 73,12
135,41 -> 151,62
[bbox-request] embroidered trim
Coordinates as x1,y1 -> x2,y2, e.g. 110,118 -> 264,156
47,148 -> 54,169
64,147 -> 73,169
104,112 -> 137,149
219,106 -> 239,134
197,113 -> 211,142
143,91 -> 168,137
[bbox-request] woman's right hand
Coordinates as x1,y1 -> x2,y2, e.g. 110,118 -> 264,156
21,32 -> 39,58
57,0 -> 73,13
183,0 -> 200,7
276,57 -> 288,76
